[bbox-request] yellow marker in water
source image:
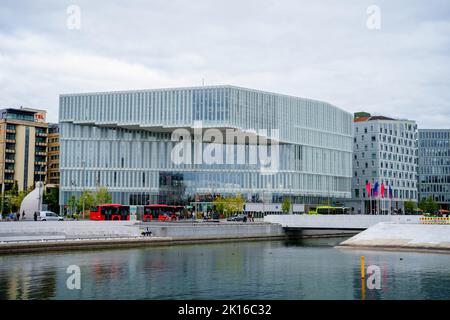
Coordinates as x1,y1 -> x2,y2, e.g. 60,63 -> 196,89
361,256 -> 365,279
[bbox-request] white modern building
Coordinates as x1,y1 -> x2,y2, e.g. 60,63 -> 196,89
349,113 -> 418,214
59,85 -> 353,212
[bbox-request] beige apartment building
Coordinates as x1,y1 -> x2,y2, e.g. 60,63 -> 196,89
0,108 -> 48,193
47,123 -> 60,188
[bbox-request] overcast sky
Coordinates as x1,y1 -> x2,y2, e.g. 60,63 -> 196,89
1,0 -> 449,127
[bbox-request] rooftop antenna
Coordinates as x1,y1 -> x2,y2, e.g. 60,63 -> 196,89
202,78 -> 205,86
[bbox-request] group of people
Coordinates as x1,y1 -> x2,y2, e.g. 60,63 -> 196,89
5,212 -> 24,221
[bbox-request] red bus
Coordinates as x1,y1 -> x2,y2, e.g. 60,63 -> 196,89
90,204 -> 130,221
143,205 -> 184,222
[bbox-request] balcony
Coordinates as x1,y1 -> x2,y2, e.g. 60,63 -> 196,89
5,149 -> 15,153
35,142 -> 47,147
5,158 -> 15,163
35,151 -> 47,156
36,132 -> 47,137
5,169 -> 14,173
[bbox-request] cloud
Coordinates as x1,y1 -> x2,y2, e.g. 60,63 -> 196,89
0,0 -> 449,127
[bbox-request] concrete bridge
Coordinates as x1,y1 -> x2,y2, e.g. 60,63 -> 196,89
263,214 -> 421,236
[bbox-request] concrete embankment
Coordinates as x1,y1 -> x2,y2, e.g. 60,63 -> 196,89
338,222 -> 450,253
0,221 -> 286,254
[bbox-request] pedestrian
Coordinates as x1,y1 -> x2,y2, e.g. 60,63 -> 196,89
34,211 -> 38,221
16,212 -> 20,221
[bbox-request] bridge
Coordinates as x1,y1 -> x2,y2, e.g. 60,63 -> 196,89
263,214 -> 421,237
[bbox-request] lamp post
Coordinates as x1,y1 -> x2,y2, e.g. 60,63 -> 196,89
82,160 -> 86,220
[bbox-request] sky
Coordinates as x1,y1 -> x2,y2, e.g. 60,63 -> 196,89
0,0 -> 449,127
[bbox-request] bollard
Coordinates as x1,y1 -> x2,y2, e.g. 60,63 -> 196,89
361,256 -> 365,279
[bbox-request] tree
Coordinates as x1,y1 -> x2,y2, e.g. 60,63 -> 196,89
77,190 -> 94,218
44,187 -> 59,213
282,197 -> 291,214
10,190 -> 28,213
404,200 -> 417,214
418,196 -> 439,215
93,186 -> 112,206
234,193 -> 245,213
213,196 -> 225,214
67,195 -> 77,215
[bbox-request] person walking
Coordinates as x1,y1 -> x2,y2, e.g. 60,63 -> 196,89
16,212 -> 20,221
34,211 -> 38,221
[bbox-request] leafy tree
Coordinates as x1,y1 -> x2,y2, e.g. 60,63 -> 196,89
67,195 -> 77,215
282,197 -> 291,214
10,190 -> 28,213
234,193 -> 245,212
418,196 -> 439,215
404,200 -> 417,214
93,186 -> 112,206
44,187 -> 59,213
78,191 -> 94,211
213,196 -> 225,214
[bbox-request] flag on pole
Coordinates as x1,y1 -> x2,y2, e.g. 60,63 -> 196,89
388,185 -> 393,199
366,181 -> 371,198
380,182 -> 385,198
373,181 -> 379,198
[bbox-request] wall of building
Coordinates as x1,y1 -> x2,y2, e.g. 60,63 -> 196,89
418,129 -> 450,209
350,117 -> 418,214
59,86 -> 353,207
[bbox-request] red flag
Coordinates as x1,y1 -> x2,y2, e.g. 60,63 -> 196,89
380,183 -> 385,198
366,181 -> 371,198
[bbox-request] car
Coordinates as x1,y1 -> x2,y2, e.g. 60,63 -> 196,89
226,214 -> 247,222
38,211 -> 64,221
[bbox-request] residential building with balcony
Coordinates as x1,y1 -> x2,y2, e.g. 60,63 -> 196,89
0,108 -> 48,192
47,123 -> 60,188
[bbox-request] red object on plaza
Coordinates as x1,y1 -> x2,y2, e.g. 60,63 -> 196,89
143,204 -> 183,222
90,204 -> 130,221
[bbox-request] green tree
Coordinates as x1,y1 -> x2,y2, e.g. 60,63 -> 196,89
234,193 -> 244,213
44,187 -> 59,213
213,196 -> 225,214
77,190 -> 94,218
418,196 -> 439,215
93,186 -> 112,206
67,195 -> 77,215
404,200 -> 417,214
10,190 -> 28,213
282,197 -> 291,214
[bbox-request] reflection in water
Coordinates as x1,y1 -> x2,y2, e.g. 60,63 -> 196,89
0,239 -> 449,300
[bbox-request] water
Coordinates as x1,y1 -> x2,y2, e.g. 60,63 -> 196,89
0,238 -> 449,300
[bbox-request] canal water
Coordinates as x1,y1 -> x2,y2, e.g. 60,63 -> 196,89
0,238 -> 449,300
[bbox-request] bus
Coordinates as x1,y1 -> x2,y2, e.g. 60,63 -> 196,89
90,204 -> 130,221
308,206 -> 350,215
143,205 -> 183,222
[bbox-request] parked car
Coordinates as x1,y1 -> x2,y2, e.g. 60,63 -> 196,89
38,211 -> 64,221
226,214 -> 247,222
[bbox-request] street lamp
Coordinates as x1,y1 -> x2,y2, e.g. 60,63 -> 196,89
82,160 -> 86,220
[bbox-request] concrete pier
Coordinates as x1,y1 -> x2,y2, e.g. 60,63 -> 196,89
0,221 -> 286,254
338,222 -> 450,252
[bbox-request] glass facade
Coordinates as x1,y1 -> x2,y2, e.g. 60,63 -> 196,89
59,85 -> 353,206
418,129 -> 450,208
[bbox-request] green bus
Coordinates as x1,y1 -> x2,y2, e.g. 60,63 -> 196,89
308,206 -> 350,215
